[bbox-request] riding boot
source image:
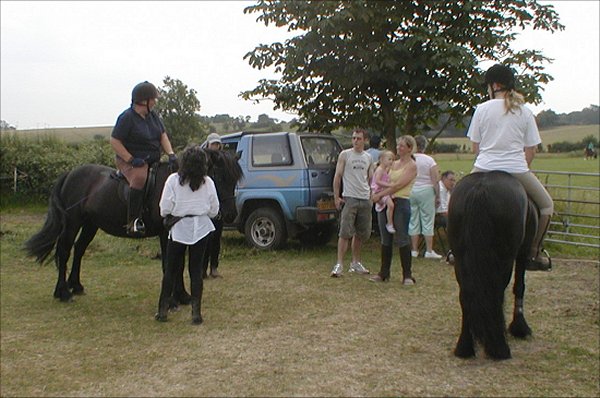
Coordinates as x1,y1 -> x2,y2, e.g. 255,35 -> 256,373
127,188 -> 146,236
370,244 -> 392,282
191,297 -> 203,325
400,245 -> 416,284
527,214 -> 552,271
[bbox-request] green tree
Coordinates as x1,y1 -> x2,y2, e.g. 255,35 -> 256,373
242,1 -> 563,150
155,76 -> 206,150
536,109 -> 560,128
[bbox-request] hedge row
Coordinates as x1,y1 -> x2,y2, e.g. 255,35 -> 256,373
0,134 -> 114,200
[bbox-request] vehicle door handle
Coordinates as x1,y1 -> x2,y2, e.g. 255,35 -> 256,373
311,172 -> 318,177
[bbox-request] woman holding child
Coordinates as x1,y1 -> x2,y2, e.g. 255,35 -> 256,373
370,135 -> 418,284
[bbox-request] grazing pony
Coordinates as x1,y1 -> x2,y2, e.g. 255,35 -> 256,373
448,171 -> 538,360
24,149 -> 243,304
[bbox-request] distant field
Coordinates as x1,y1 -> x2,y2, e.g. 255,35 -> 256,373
1,126 -> 113,143
436,124 -> 600,148
2,124 -> 598,146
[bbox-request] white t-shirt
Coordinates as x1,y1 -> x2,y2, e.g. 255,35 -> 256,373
340,148 -> 371,200
437,181 -> 450,214
467,99 -> 541,173
412,153 -> 437,189
159,173 -> 219,245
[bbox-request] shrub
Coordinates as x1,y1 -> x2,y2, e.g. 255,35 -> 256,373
0,133 -> 113,200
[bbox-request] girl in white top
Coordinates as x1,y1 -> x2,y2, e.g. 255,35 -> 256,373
371,150 -> 396,233
467,64 -> 554,270
156,145 -> 219,324
408,135 -> 441,259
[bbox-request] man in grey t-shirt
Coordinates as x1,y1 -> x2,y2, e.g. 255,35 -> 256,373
330,129 -> 373,277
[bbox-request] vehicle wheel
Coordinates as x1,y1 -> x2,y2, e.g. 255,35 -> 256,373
298,224 -> 336,246
244,207 -> 287,250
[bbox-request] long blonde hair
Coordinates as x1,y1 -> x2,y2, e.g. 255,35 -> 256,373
504,89 -> 525,114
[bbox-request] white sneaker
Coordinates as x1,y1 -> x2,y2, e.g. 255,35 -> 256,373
411,250 -> 419,258
425,250 -> 443,259
385,224 -> 396,233
349,262 -> 370,275
330,263 -> 343,277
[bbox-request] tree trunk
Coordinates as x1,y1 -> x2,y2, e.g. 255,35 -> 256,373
380,96 -> 398,153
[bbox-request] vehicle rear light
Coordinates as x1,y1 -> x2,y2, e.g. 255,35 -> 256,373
317,213 -> 335,221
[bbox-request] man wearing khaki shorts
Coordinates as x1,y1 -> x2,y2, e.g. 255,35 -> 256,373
330,129 -> 374,277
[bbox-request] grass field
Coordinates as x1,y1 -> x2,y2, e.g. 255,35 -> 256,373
0,208 -> 598,397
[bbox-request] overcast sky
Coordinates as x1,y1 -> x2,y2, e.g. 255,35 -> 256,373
1,1 -> 598,130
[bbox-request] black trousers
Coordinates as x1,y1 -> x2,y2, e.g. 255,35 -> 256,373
203,218 -> 223,274
159,236 -> 208,305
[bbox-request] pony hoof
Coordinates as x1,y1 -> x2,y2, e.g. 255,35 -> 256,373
154,313 -> 168,322
191,317 -> 203,325
454,346 -> 475,359
56,293 -> 74,302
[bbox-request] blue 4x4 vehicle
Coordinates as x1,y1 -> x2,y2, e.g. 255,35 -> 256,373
219,131 -> 342,250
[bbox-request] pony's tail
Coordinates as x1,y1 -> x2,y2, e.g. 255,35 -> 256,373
23,172 -> 69,264
459,189 -> 511,358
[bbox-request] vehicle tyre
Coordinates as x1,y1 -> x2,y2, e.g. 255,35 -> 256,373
298,223 -> 336,246
244,207 -> 287,250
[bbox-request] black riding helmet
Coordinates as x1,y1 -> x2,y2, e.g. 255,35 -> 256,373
131,81 -> 159,105
484,64 -> 515,90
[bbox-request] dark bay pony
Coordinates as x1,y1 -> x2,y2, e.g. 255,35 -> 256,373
448,171 -> 539,360
24,148 -> 243,303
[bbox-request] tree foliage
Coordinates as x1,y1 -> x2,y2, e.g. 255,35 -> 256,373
154,76 -> 206,150
242,0 -> 564,150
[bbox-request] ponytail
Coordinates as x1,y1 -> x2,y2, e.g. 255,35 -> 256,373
504,89 -> 525,114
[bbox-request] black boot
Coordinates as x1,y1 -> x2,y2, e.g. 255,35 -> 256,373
399,245 -> 416,285
191,298 -> 203,325
127,188 -> 146,236
370,244 -> 393,282
526,214 -> 552,271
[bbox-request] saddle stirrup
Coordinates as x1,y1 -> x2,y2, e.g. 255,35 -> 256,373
127,188 -> 146,235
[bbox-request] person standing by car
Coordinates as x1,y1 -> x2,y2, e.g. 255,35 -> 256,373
110,81 -> 177,236
370,135 -> 418,284
330,128 -> 373,277
156,145 -> 219,324
366,134 -> 382,165
467,63 -> 554,271
408,135 -> 442,259
202,133 -> 225,278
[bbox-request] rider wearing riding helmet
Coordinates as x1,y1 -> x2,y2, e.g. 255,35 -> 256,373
111,81 -> 177,236
467,64 -> 554,270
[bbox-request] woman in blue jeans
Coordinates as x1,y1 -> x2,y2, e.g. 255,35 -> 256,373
370,135 -> 418,284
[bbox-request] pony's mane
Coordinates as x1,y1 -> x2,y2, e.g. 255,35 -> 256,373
205,148 -> 244,183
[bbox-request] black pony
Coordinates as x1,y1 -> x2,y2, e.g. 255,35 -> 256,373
448,171 -> 538,360
24,149 -> 243,303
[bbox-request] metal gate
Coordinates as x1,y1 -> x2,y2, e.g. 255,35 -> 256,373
534,170 -> 600,249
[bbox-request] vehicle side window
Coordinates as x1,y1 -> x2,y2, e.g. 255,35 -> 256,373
222,142 -> 238,158
251,134 -> 292,167
300,137 -> 341,167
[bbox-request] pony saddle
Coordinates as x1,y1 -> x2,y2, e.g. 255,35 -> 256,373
110,163 -> 158,205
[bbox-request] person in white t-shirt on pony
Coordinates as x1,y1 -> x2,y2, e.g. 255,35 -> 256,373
467,63 -> 554,271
